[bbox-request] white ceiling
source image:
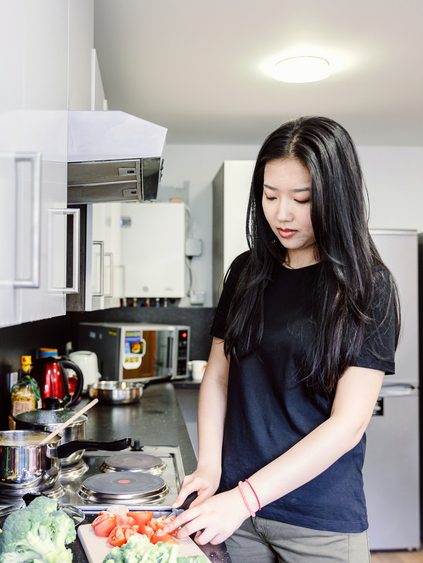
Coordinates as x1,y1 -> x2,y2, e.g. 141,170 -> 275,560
94,0 -> 423,146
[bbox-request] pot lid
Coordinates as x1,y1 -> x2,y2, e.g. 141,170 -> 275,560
15,409 -> 88,426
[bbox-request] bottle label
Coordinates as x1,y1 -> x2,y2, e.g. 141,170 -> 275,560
12,399 -> 37,417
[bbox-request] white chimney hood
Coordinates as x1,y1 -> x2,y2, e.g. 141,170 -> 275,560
67,111 -> 167,204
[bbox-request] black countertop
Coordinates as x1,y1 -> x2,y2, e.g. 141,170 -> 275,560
70,383 -> 230,562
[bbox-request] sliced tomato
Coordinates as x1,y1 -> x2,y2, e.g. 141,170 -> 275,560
115,514 -> 137,527
150,529 -> 177,544
139,524 -> 155,539
149,515 -> 167,532
128,511 -> 153,528
108,525 -> 138,547
91,512 -> 117,537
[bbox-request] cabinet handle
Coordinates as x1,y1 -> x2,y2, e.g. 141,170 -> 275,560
48,208 -> 80,293
92,240 -> 104,297
14,153 -> 41,288
104,252 -> 114,297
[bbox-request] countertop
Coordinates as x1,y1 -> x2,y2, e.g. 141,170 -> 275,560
69,383 -> 230,562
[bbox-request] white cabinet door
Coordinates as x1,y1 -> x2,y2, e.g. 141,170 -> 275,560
16,0 -> 70,323
89,203 -> 122,310
0,0 -> 77,327
0,156 -> 18,327
23,0 -> 68,110
0,2 -> 25,327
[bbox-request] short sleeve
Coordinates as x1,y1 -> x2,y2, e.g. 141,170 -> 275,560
353,270 -> 397,375
211,251 -> 250,339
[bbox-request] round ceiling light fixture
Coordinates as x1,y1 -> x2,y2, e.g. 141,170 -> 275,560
270,56 -> 331,83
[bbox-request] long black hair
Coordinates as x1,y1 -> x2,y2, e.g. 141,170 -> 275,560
224,116 -> 400,394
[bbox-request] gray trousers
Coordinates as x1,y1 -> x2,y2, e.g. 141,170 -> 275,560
225,517 -> 371,563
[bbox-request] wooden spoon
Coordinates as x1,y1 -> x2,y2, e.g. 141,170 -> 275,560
38,398 -> 99,445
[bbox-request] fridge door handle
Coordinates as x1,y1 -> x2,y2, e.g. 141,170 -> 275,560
379,383 -> 417,397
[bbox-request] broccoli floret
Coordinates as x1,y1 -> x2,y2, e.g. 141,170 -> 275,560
0,497 -> 75,563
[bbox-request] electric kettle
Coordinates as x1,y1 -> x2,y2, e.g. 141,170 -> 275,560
31,356 -> 84,408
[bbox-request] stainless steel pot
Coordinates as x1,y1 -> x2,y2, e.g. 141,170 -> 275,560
87,376 -> 172,405
0,431 -> 131,491
14,409 -> 87,466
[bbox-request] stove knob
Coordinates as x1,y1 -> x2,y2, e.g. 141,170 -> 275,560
132,439 -> 143,451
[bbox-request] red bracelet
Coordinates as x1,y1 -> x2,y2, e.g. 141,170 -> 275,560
244,479 -> 261,511
237,481 -> 256,517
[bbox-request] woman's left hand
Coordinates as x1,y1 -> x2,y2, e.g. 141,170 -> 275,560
165,487 -> 250,545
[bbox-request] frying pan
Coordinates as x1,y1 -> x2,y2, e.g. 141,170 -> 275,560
87,376 -> 172,405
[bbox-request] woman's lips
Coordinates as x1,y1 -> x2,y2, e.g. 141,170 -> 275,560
277,228 -> 297,239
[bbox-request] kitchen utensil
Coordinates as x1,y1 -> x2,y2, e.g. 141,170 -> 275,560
38,399 -> 98,445
31,356 -> 84,408
14,407 -> 88,466
87,376 -> 172,405
0,431 -> 131,488
68,351 -> 100,390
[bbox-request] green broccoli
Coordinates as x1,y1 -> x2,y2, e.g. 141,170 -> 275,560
102,533 -> 208,563
0,496 -> 76,563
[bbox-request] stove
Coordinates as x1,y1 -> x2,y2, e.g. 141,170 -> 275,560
0,445 -> 185,515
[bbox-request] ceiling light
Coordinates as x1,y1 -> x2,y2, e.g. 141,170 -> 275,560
270,56 -> 330,83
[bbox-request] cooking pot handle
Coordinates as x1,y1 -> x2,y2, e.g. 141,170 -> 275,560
56,437 -> 131,458
60,359 -> 84,408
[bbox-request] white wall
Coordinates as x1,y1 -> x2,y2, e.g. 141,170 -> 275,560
161,144 -> 423,307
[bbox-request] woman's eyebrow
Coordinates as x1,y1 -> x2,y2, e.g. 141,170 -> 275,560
263,184 -> 311,193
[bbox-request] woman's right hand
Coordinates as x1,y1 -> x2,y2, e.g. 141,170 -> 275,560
172,467 -> 221,509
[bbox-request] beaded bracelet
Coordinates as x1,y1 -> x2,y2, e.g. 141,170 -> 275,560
237,481 -> 256,517
244,479 -> 261,511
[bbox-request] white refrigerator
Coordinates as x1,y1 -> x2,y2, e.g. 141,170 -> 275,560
363,229 -> 420,550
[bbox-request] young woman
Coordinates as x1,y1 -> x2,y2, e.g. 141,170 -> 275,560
167,116 -> 400,563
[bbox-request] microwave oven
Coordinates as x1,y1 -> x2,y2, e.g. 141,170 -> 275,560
77,322 -> 190,381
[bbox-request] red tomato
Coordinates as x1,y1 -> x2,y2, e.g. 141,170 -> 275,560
140,524 -> 154,539
91,512 -> 117,537
150,529 -> 176,544
108,525 -> 138,547
128,511 -> 153,528
149,515 -> 167,532
115,514 -> 137,527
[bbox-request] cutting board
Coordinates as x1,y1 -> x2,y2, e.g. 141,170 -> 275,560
78,524 -> 211,562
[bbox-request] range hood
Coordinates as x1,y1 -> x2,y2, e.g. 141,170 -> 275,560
67,111 -> 167,204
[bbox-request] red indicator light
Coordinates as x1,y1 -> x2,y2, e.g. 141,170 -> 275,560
181,331 -> 187,338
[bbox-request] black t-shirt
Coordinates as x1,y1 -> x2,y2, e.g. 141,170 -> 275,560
211,251 -> 396,533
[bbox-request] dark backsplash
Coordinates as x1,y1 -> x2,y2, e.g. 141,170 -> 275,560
0,307 -> 215,429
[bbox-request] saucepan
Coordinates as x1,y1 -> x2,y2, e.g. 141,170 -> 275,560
14,408 -> 88,466
87,376 -> 172,405
0,430 -> 131,490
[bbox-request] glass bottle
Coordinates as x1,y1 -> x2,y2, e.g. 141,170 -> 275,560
9,355 -> 41,428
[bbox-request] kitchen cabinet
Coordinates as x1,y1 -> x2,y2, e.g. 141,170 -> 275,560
212,160 -> 254,304
0,0 -> 94,328
91,202 -> 123,310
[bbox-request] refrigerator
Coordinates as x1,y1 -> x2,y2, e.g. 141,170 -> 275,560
363,229 -> 420,550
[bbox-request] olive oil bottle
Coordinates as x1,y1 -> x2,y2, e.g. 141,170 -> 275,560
9,355 -> 41,429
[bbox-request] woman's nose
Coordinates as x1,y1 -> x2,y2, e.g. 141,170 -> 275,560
276,199 -> 294,222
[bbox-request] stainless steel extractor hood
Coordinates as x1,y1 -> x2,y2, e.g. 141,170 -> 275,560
67,111 -> 167,204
